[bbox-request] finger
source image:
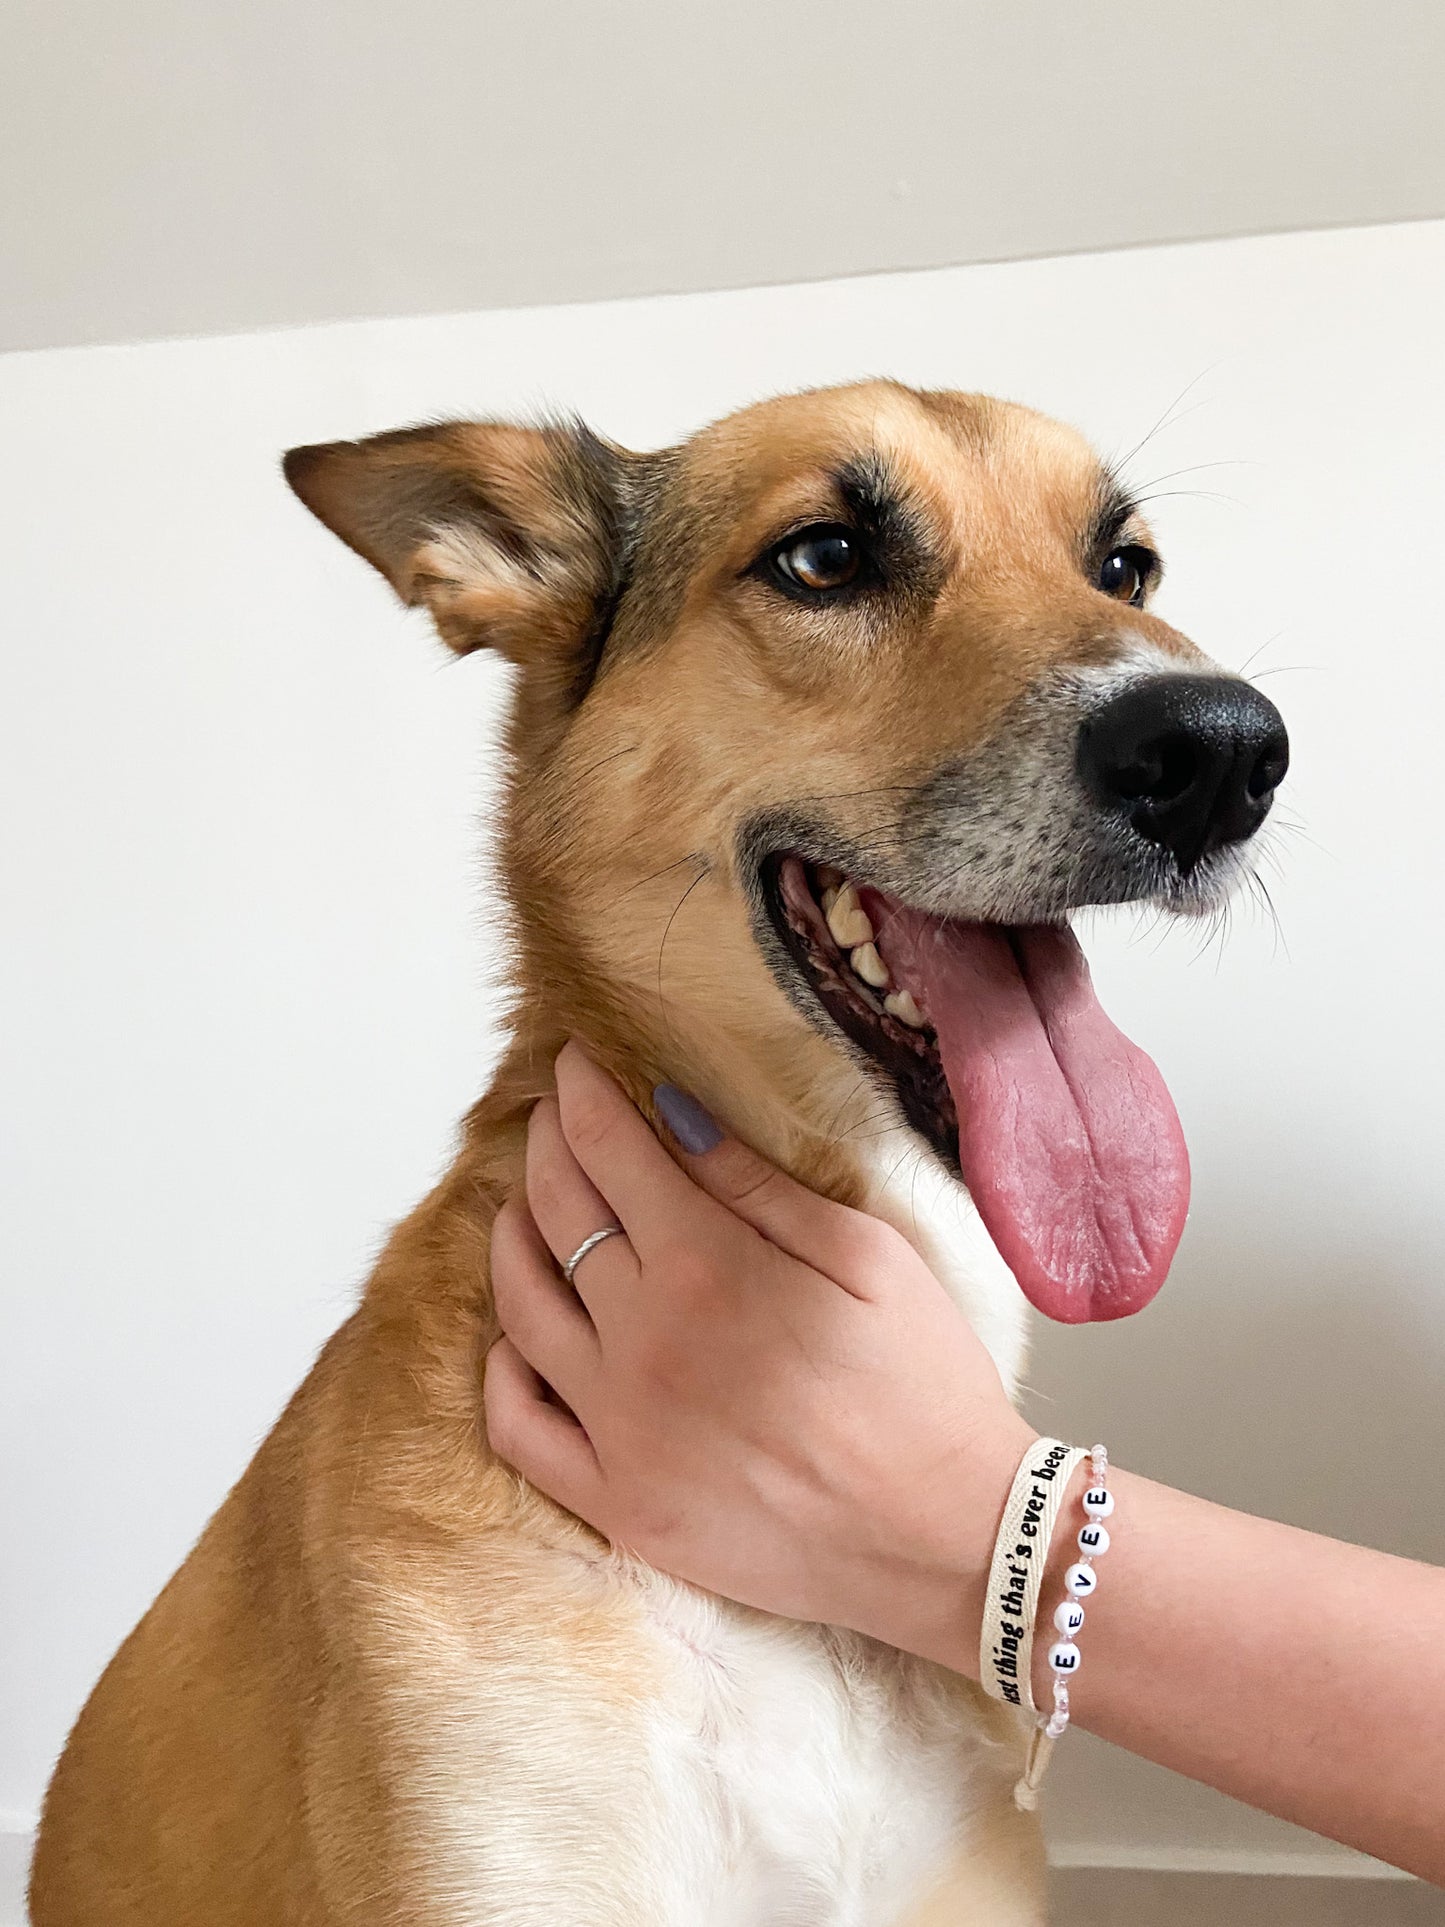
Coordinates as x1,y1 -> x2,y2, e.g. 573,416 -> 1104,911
483,1338 -> 607,1524
651,1081 -> 881,1293
525,1097 -> 639,1309
490,1195 -> 603,1410
552,1041 -> 730,1260
555,1044 -> 886,1297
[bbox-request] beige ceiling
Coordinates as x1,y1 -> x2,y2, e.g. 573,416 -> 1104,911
5,0 -> 1445,355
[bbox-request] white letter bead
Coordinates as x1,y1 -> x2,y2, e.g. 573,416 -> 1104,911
1064,1562 -> 1097,1598
1054,1599 -> 1085,1636
1078,1523 -> 1111,1556
1048,1641 -> 1082,1674
1082,1486 -> 1115,1520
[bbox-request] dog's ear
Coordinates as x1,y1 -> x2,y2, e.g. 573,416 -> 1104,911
283,420 -> 630,681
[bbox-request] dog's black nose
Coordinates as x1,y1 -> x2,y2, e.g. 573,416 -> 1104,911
1077,675 -> 1289,874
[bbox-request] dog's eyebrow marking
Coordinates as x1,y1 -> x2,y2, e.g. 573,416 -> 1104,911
832,451 -> 944,605
833,451 -> 920,544
1087,471 -> 1146,560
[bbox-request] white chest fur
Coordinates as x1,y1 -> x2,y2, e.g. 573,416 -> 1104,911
423,1141 -> 1034,1924
858,1131 -> 1031,1395
636,1581 -> 1009,1926
624,1145 -> 1032,1926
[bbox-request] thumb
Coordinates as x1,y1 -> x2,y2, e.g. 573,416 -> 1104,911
652,1083 -> 878,1289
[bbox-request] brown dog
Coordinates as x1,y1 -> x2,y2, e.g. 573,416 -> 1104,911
31,380 -> 1286,1924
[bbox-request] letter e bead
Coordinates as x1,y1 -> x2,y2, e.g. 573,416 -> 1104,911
1049,1641 -> 1082,1674
1054,1599 -> 1085,1637
1082,1486 -> 1115,1520
1078,1523 -> 1111,1556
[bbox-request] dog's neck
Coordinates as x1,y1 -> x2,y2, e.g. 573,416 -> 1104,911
472,1000 -> 869,1206
462,987 -> 1031,1390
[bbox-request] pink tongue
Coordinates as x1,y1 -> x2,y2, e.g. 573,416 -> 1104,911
868,899 -> 1189,1323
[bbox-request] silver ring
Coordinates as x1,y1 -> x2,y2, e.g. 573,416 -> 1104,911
563,1224 -> 625,1285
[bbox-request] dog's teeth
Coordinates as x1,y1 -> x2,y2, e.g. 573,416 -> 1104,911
850,941 -> 890,989
884,989 -> 926,1029
821,884 -> 840,916
826,882 -> 874,949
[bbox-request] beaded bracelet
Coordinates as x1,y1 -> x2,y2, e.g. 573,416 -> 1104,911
1014,1442 -> 1112,1811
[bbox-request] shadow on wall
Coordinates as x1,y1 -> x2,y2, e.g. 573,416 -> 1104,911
1024,1160 -> 1444,1866
1025,1171 -> 1445,1569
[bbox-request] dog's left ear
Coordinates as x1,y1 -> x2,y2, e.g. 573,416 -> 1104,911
283,419 -> 631,684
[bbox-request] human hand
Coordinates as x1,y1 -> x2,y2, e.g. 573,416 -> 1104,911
483,1043 -> 1036,1673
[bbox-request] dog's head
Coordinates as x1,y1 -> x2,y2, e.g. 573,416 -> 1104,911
287,380 -> 1287,1324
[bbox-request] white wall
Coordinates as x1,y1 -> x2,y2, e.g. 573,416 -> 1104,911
4,220 -> 1444,1902
7,0 -> 1445,354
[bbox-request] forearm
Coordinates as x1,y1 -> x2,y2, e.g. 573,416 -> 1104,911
1055,1469 -> 1445,1881
908,1458 -> 1445,1883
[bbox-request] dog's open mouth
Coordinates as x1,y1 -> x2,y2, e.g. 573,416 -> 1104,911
762,853 -> 1192,1323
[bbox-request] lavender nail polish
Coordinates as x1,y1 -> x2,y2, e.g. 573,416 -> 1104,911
654,1084 -> 724,1154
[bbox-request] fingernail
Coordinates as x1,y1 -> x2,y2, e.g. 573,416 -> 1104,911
653,1084 -> 724,1155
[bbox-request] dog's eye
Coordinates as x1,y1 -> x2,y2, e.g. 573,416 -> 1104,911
769,525 -> 863,596
1097,544 -> 1156,607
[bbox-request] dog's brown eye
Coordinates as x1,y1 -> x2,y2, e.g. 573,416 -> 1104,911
770,525 -> 862,595
1097,545 -> 1155,607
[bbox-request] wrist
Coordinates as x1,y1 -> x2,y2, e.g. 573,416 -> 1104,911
865,1413 -> 1040,1677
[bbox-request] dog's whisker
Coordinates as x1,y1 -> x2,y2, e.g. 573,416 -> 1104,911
843,1120 -> 916,1146
1131,486 -> 1244,510
1235,630 -> 1290,677
784,784 -> 936,805
1112,364 -> 1221,475
606,852 -> 703,909
1248,663 -> 1319,683
1264,813 -> 1330,860
1245,866 -> 1290,962
907,1149 -> 926,1238
822,1072 -> 876,1142
1128,458 -> 1250,493
653,860 -> 709,1038
871,1141 -> 922,1203
559,741 -> 643,794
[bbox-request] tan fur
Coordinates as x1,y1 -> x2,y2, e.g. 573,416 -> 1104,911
31,382 -> 1203,1924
